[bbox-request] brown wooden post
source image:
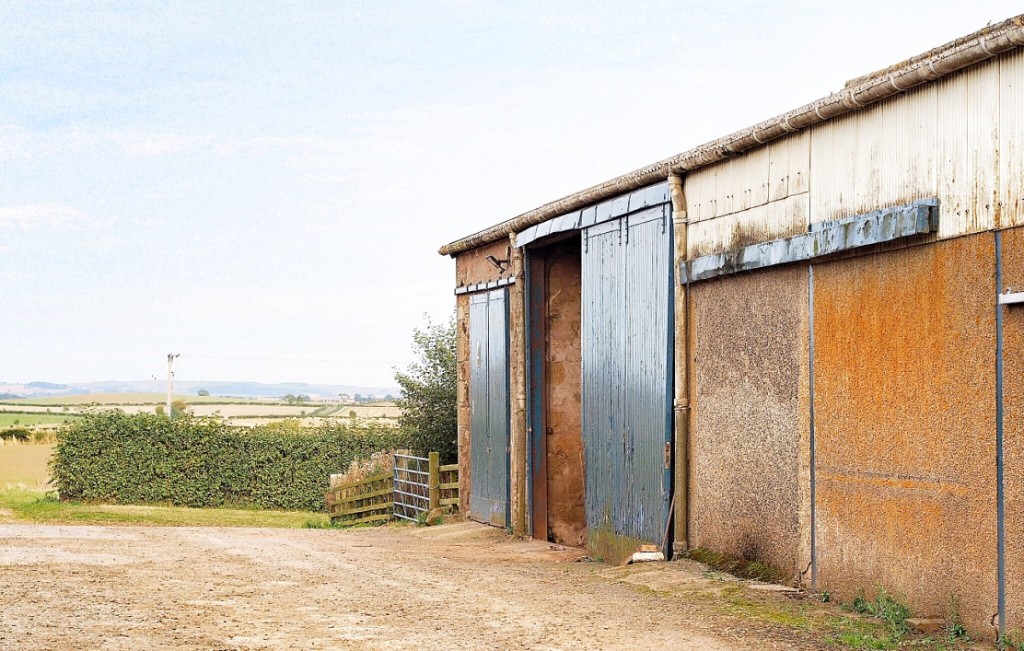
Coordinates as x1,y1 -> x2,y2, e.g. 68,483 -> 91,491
428,451 -> 440,512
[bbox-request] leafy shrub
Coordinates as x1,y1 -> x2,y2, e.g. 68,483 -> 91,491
51,412 -> 409,511
0,427 -> 31,442
395,313 -> 457,462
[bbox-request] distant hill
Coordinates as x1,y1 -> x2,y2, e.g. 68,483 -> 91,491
0,380 -> 401,401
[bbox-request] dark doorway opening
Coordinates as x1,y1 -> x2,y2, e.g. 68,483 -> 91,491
528,235 -> 586,546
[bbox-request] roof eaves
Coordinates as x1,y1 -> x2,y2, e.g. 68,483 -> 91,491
439,14 -> 1024,257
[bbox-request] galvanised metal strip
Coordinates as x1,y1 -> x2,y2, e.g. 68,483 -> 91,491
515,184 -> 671,248
454,276 -> 515,295
681,199 -> 939,284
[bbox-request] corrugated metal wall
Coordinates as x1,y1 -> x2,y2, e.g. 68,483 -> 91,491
685,53 -> 1024,256
582,206 -> 672,549
685,131 -> 809,259
469,289 -> 510,527
1002,48 -> 1024,227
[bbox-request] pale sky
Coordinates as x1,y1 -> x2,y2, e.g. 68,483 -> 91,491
1,1 -> 1019,387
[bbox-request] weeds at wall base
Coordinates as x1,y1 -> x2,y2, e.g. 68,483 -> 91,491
685,547 -> 786,584
1000,632 -> 1024,651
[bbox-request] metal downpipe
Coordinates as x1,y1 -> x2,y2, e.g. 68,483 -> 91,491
668,174 -> 690,551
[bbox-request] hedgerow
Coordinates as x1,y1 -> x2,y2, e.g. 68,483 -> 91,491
50,412 -> 409,511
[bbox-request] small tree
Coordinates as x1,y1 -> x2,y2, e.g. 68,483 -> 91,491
197,388 -> 210,397
394,313 -> 457,462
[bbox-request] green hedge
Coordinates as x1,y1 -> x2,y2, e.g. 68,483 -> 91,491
51,412 -> 409,511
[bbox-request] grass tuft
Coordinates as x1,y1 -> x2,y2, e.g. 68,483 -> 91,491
0,487 -> 330,529
686,547 -> 785,584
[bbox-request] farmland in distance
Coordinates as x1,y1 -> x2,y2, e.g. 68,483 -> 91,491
0,394 -> 401,430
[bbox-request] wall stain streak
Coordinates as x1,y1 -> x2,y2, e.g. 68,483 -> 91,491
813,234 -> 997,633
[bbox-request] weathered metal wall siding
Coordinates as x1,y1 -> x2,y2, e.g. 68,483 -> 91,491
487,289 -> 510,526
685,131 -> 809,258
581,207 -> 672,552
468,290 -> 510,527
468,294 -> 491,520
623,210 -> 672,543
808,58 -> 1001,238
687,195 -> 809,259
1001,49 -> 1024,228
1002,226 -> 1024,630
456,293 -> 471,512
689,265 -> 809,577
582,220 -> 625,538
456,240 -> 514,287
813,234 -> 997,632
544,243 -> 586,547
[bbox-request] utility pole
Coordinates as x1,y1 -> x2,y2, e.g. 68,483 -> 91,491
166,353 -> 179,417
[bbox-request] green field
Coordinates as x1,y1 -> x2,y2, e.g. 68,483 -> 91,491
1,393 -> 261,406
0,443 -> 54,489
0,393 -> 401,429
0,413 -> 78,427
0,489 -> 330,528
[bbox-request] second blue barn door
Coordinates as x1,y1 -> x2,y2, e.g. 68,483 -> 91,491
469,289 -> 510,528
581,206 -> 672,555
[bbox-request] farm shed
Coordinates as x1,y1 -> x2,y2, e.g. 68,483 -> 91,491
440,15 -> 1024,636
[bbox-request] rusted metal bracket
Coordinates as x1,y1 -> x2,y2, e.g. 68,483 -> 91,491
681,199 -> 939,284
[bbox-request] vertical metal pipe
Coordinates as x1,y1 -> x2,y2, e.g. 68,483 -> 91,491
668,174 -> 689,550
508,233 -> 529,536
996,230 -> 1006,633
809,264 -> 817,591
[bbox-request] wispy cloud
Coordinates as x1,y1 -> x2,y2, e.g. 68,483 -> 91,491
0,203 -> 95,231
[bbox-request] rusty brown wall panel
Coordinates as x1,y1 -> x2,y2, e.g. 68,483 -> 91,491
545,247 -> 585,547
814,234 -> 997,631
690,265 -> 808,579
456,294 -> 472,512
1002,226 -> 1024,630
456,240 -> 514,287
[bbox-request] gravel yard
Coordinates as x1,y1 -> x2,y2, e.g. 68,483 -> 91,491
0,520 -> 838,650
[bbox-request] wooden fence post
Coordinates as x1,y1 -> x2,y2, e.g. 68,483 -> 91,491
428,451 -> 440,512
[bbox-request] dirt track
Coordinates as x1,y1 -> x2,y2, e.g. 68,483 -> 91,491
0,520 -> 825,650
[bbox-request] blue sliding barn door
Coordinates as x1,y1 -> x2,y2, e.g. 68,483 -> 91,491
581,206 -> 673,549
469,289 -> 510,527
